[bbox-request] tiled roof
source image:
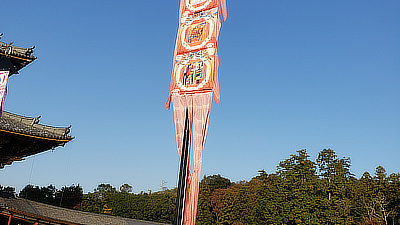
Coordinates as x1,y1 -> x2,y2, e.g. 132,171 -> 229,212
0,193 -> 169,225
0,40 -> 36,74
0,111 -> 73,141
0,111 -> 73,168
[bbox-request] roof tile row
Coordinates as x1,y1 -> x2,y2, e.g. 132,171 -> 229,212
0,193 -> 169,225
0,111 -> 73,141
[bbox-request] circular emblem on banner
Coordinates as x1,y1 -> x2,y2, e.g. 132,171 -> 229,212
175,57 -> 212,92
181,17 -> 214,51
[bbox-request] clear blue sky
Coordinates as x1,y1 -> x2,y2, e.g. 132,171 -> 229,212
1,0 -> 399,194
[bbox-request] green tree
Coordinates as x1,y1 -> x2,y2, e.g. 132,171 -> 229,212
277,149 -> 322,224
74,149 -> 400,225
197,174 -> 232,225
316,149 -> 355,224
0,185 -> 16,195
19,184 -> 55,204
387,173 -> 400,224
354,168 -> 397,225
55,184 -> 83,209
255,171 -> 291,225
372,166 -> 396,225
80,184 -> 176,224
19,184 -> 82,209
120,183 -> 133,193
80,183 -> 117,214
204,180 -> 258,225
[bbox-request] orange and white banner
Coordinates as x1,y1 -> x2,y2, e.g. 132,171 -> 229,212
176,7 -> 220,55
167,3 -> 225,109
173,48 -> 216,94
167,47 -> 220,109
168,1 -> 227,224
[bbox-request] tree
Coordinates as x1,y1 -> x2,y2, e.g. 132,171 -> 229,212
19,185 -> 51,203
354,168 -> 397,225
316,149 -> 354,224
387,173 -> 400,224
79,183 -> 176,224
255,171 -> 291,225
276,149 -> 322,224
74,149 -> 400,225
375,166 -> 387,182
55,184 -> 83,209
120,184 -> 133,193
197,174 -> 232,225
372,166 -> 395,225
80,183 -> 117,214
0,185 -> 16,195
19,184 -> 82,209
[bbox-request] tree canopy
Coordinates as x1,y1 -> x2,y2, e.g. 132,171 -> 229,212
12,149 -> 400,224
19,184 -> 82,209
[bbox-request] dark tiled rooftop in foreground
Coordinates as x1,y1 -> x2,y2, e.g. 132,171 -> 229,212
0,193 -> 169,225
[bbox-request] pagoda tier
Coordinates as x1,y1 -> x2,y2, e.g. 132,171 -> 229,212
0,111 -> 73,168
0,40 -> 36,75
0,35 -> 73,168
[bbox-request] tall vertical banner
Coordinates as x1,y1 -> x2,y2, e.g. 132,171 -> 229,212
0,71 -> 9,117
167,0 -> 227,224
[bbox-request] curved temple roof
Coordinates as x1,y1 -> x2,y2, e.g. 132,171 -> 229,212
0,111 -> 73,141
0,112 -> 74,168
0,40 -> 36,74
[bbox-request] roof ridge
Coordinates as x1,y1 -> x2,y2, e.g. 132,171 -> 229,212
0,111 -> 73,140
0,40 -> 36,59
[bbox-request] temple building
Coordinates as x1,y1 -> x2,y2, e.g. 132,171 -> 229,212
0,38 -> 73,168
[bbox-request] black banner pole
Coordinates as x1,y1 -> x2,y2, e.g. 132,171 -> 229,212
174,109 -> 190,225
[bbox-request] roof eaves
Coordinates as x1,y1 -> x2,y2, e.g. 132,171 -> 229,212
0,111 -> 73,141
